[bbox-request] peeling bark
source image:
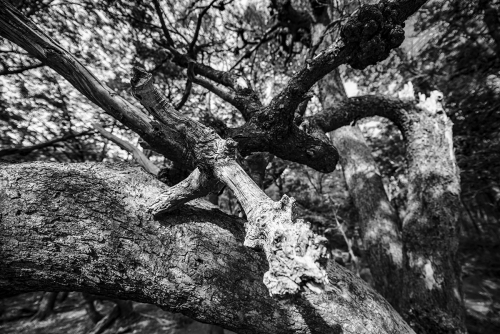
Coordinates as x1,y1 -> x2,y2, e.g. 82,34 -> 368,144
0,162 -> 415,334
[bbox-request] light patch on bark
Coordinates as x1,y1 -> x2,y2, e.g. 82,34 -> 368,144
445,129 -> 457,174
409,254 -> 441,290
423,261 -> 440,290
236,77 -> 248,90
388,242 -> 403,266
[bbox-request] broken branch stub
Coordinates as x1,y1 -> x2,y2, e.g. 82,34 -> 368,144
149,167 -> 222,214
130,67 -> 330,296
244,195 -> 330,295
214,161 -> 330,295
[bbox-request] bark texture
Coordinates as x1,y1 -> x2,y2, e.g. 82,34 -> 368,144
309,9 -> 405,311
400,105 -> 466,333
331,126 -> 404,308
0,161 -> 415,334
32,291 -> 57,321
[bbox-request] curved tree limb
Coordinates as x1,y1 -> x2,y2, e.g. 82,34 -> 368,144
0,161 -> 415,334
92,124 -> 159,176
174,0 -> 427,173
152,0 -> 174,46
254,0 -> 428,130
308,91 -> 467,332
0,61 -> 44,75
188,0 -> 218,56
309,95 -> 412,133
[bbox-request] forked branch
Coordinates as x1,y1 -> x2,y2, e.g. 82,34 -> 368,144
130,67 -> 330,295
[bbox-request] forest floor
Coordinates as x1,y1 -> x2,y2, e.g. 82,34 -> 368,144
0,240 -> 499,334
461,238 -> 500,334
0,291 -> 236,334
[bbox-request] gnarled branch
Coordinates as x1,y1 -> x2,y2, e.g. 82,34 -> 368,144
130,67 -> 330,295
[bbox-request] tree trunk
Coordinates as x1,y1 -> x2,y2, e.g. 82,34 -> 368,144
82,293 -> 103,324
311,18 -> 405,311
400,109 -> 466,333
0,161 -> 415,334
331,125 -> 405,309
32,291 -> 58,321
304,2 -> 466,330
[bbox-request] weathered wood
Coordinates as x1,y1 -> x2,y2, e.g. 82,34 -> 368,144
130,69 -> 330,296
92,124 -> 159,176
0,162 -> 415,334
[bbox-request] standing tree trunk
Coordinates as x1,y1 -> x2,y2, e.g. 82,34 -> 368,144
309,6 -> 405,313
32,291 -> 58,321
400,104 -> 466,333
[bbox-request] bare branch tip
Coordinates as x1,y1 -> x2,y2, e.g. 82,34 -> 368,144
131,67 -> 152,88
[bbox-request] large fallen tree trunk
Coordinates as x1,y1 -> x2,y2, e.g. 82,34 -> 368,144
0,161 -> 414,334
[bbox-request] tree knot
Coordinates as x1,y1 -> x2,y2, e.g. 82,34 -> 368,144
341,1 -> 405,70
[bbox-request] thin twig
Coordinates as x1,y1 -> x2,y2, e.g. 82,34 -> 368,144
230,24 -> 279,71
328,196 -> 359,275
0,62 -> 43,75
188,0 -> 218,56
152,0 -> 174,45
93,124 -> 159,176
0,130 -> 94,158
175,78 -> 193,110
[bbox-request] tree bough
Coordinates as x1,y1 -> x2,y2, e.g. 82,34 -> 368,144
130,68 -> 330,296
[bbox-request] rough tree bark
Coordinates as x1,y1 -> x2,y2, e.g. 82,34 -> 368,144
399,98 -> 465,333
0,162 -> 415,334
